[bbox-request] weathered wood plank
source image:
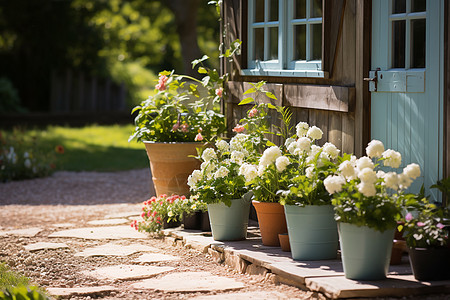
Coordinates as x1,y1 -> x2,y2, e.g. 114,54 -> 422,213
342,113 -> 355,155
284,84 -> 351,112
328,112 -> 342,150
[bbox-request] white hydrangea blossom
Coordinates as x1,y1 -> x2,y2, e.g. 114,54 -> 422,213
356,156 -> 375,171
324,175 -> 346,194
287,141 -> 299,155
403,163 -> 421,179
275,156 -> 290,172
216,139 -> 229,152
239,163 -> 258,182
229,133 -> 248,152
284,137 -> 296,149
376,170 -> 386,178
297,137 -> 312,153
339,160 -> 356,180
307,126 -> 323,140
230,151 -> 245,165
383,172 -> 399,190
257,164 -> 266,177
296,122 -> 309,137
259,146 -> 282,167
366,140 -> 385,158
322,142 -> 340,160
382,149 -> 402,169
357,168 -> 378,184
187,169 -> 202,189
214,166 -> 229,179
398,173 -> 413,190
201,161 -> 216,179
201,148 -> 217,162
305,166 -> 314,178
357,182 -> 377,197
310,145 -> 322,157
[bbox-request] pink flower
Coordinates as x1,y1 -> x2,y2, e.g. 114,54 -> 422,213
195,133 -> 203,141
215,87 -> 223,97
172,122 -> 180,131
232,124 -> 245,133
181,123 -> 189,133
155,75 -> 168,91
248,108 -> 258,118
417,222 -> 425,227
405,212 -> 413,222
437,223 -> 445,229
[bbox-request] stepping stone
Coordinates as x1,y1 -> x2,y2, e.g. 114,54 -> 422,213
75,243 -> 158,257
134,253 -> 180,263
52,223 -> 76,228
46,286 -> 118,297
87,218 -> 129,226
48,226 -> 147,240
105,212 -> 140,219
24,242 -> 69,252
131,271 -> 245,292
81,265 -> 174,281
0,227 -> 43,237
191,291 -> 293,300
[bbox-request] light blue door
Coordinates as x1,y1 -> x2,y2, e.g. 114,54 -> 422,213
370,0 -> 444,202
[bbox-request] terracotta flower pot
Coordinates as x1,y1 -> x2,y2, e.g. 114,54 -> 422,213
144,142 -> 201,197
252,201 -> 287,246
278,233 -> 291,252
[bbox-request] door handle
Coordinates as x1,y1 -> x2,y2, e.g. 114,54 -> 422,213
364,68 -> 381,91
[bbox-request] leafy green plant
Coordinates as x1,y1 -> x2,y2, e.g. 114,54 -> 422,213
0,263 -> 49,300
0,77 -> 26,114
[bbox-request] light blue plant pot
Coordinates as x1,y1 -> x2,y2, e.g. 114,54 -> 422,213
338,222 -> 395,280
284,205 -> 338,260
207,198 -> 251,241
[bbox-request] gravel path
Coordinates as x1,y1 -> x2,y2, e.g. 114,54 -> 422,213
0,170 -> 312,299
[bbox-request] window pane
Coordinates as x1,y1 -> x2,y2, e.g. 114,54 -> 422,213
311,0 -> 322,18
411,0 -> 426,13
254,28 -> 264,60
269,27 -> 278,60
311,24 -> 322,60
294,25 -> 306,60
255,0 -> 264,22
411,19 -> 426,68
269,0 -> 279,21
392,20 -> 406,68
295,0 -> 306,19
393,0 -> 406,14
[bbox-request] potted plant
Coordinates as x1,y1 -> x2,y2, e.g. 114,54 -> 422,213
401,195 -> 450,281
187,135 -> 256,241
324,140 -> 421,280
180,195 -> 209,231
279,122 -> 340,260
129,68 -> 226,197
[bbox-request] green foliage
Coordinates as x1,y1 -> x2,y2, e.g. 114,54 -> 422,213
0,286 -> 49,300
0,263 -> 30,289
0,78 -> 25,114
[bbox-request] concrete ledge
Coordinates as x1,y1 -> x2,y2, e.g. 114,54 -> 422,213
162,227 -> 450,299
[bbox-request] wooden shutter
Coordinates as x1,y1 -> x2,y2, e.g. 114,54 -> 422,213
322,0 -> 347,78
222,0 -> 244,76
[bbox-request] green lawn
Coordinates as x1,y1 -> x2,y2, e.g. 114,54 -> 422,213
3,124 -> 149,172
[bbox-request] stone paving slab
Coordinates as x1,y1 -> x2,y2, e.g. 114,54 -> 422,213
87,218 -> 130,226
75,242 -> 158,257
104,211 -> 140,219
81,264 -> 174,281
0,227 -> 43,237
190,291 -> 298,299
134,253 -> 180,263
130,271 -> 245,292
46,285 -> 118,297
52,223 -> 76,228
48,226 -> 148,240
24,242 -> 69,252
305,275 -> 450,299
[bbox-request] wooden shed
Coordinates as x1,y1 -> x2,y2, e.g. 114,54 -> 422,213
220,0 -> 448,203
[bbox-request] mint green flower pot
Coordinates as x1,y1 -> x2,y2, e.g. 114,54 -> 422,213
207,198 -> 251,241
338,222 -> 395,280
284,205 -> 338,260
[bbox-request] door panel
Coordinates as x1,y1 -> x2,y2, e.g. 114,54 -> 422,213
370,0 -> 443,202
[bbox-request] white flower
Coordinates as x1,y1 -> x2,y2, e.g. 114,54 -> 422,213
403,163 -> 421,179
356,156 -> 375,171
398,173 -> 413,190
382,149 -> 402,169
187,170 -> 202,188
260,146 -> 282,167
339,161 -> 356,180
230,151 -> 245,165
24,152 -> 30,159
239,163 -> 258,182
307,126 -> 323,140
305,166 -> 314,178
214,166 -> 229,179
376,170 -> 386,178
358,168 -> 378,184
287,141 -> 299,155
317,152 -> 330,168
230,133 -> 249,152
297,137 -> 312,153
24,158 -> 32,169
216,140 -> 229,152
275,156 -> 290,172
324,175 -> 346,194
201,161 -> 216,176
202,148 -> 217,162
257,164 -> 266,177
310,145 -> 322,157
366,140 -> 385,158
296,122 -> 309,137
322,142 -> 340,160
285,137 -> 295,149
383,172 -> 399,190
357,182 -> 377,197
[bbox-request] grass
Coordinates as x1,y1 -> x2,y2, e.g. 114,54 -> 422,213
0,263 -> 30,289
2,124 -> 149,172
0,263 -> 49,299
